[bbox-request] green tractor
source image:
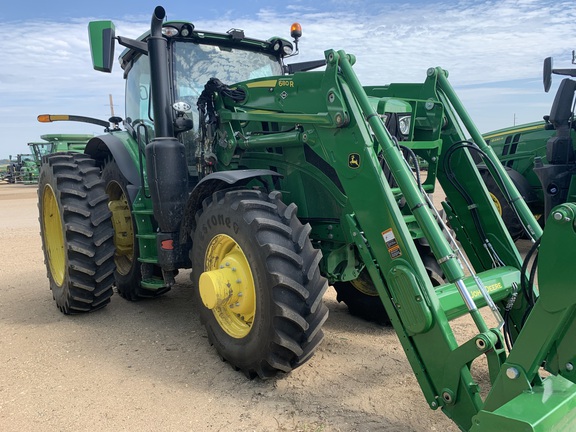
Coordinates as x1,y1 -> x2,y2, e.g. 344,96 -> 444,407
38,133 -> 95,154
481,52 -> 576,239
38,7 -> 576,431
7,153 -> 38,184
35,113 -> 124,155
28,141 -> 53,163
23,133 -> 94,184
29,133 -> 94,166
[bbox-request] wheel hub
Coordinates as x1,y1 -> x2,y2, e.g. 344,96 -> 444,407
108,199 -> 133,255
199,235 -> 256,338
106,181 -> 134,276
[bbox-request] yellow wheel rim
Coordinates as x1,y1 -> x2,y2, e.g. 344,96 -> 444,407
42,185 -> 66,287
106,181 -> 134,276
489,192 -> 503,216
199,234 -> 256,338
351,271 -> 378,296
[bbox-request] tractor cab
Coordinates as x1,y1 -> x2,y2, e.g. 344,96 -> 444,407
534,56 -> 576,217
89,14 -> 306,181
28,141 -> 54,163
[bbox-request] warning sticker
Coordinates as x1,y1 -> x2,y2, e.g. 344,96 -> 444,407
382,228 -> 402,259
382,228 -> 398,249
389,246 -> 402,259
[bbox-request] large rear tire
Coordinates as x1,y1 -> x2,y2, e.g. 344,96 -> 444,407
334,239 -> 444,325
334,270 -> 390,325
481,170 -> 524,241
192,189 -> 329,379
38,153 -> 115,314
101,159 -> 169,300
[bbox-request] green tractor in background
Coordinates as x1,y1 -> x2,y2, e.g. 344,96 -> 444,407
9,133 -> 95,185
481,51 -> 576,239
31,133 -> 95,157
24,114 -> 120,183
34,113 -> 124,156
37,7 -> 576,431
29,133 -> 95,168
1,128 -> 94,184
6,153 -> 38,184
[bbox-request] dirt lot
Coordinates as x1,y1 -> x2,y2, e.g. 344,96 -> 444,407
0,183 -> 471,432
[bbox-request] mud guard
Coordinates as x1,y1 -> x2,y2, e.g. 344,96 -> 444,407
84,134 -> 141,201
181,169 -> 282,237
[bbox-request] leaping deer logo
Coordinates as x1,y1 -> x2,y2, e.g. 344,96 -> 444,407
348,153 -> 360,169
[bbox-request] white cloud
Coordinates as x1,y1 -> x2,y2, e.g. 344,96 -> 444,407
0,0 -> 574,157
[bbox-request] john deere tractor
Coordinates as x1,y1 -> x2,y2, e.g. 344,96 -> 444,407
29,133 -> 93,170
481,52 -> 576,239
38,6 -> 576,431
7,153 -> 38,184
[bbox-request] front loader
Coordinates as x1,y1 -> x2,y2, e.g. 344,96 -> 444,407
37,6 -> 576,431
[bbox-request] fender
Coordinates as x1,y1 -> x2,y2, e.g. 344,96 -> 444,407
84,133 -> 141,188
181,169 -> 282,238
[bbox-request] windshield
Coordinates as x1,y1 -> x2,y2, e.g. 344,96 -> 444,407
21,154 -> 35,163
172,41 -> 282,176
173,41 -> 283,112
30,143 -> 53,159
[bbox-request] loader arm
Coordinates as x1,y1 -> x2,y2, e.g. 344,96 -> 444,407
335,50 -> 576,432
215,49 -> 576,431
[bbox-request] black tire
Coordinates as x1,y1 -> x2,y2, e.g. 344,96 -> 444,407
38,153 -> 115,314
415,237 -> 446,288
192,189 -> 329,379
101,159 -> 170,300
334,270 -> 390,325
334,239 -> 444,325
480,170 -> 524,241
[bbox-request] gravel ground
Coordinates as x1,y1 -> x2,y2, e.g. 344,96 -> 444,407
0,182 -> 498,432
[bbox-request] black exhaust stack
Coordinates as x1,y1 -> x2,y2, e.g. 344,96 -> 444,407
145,6 -> 189,277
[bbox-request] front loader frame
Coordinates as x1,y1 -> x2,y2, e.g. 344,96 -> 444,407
214,48 -> 576,430
330,50 -> 576,431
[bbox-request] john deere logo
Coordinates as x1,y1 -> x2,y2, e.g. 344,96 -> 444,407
348,153 -> 360,169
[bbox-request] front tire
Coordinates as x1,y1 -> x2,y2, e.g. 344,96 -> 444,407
38,153 -> 115,314
192,189 -> 329,379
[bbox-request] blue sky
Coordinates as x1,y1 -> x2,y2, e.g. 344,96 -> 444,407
1,0 -> 575,158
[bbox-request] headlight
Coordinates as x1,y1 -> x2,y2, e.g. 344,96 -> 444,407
398,115 -> 411,136
162,26 -> 179,37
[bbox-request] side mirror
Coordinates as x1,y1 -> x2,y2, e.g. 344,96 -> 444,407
88,21 -> 116,73
543,57 -> 553,93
